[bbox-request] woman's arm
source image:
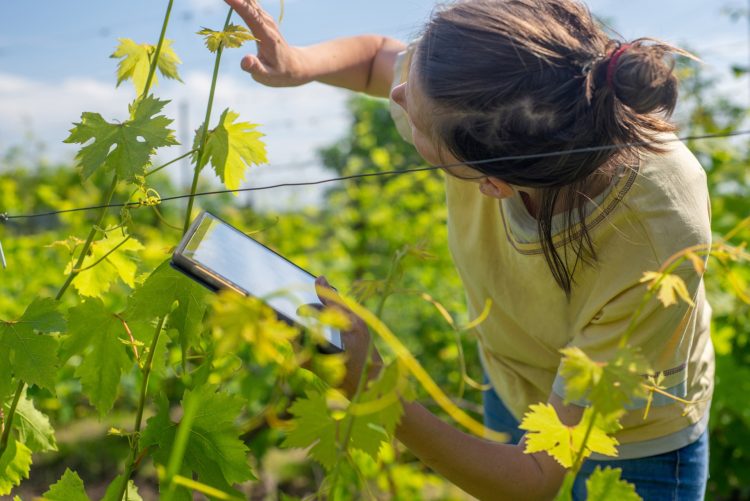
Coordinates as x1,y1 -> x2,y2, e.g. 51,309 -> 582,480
225,0 -> 406,97
397,394 -> 580,501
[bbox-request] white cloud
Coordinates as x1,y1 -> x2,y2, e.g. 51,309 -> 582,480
0,71 -> 354,210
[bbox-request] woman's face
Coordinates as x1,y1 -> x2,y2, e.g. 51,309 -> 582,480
390,61 -> 483,182
390,57 -> 516,200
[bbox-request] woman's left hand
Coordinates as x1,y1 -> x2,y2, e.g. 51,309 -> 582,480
315,276 -> 383,398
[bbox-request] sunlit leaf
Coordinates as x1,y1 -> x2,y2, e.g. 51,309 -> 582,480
209,291 -> 298,367
0,440 -> 32,496
640,272 -> 695,307
65,234 -> 144,298
111,38 -> 182,92
198,25 -> 256,53
520,404 -> 619,468
195,109 -> 267,192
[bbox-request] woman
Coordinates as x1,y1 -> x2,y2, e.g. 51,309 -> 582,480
225,0 -> 713,499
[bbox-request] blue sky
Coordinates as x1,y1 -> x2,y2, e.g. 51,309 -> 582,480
0,0 -> 747,208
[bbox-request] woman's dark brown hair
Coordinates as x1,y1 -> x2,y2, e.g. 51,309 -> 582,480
415,0 -> 689,294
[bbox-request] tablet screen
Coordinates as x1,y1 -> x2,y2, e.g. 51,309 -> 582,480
180,213 -> 342,350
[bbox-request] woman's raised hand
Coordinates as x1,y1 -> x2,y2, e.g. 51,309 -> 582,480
223,0 -> 310,87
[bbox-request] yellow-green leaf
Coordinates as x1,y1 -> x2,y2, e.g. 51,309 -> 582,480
558,347 -> 603,404
196,109 -> 267,192
0,440 -> 32,496
520,404 -> 619,468
640,272 -> 695,308
198,24 -> 256,53
209,291 -> 299,368
111,38 -> 182,92
585,466 -> 642,500
65,234 -> 144,298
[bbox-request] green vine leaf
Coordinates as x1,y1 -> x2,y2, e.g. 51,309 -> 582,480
0,439 -> 32,496
585,466 -> 642,501
198,24 -> 256,53
558,347 -> 650,416
195,109 -> 267,192
8,388 -> 57,453
126,259 -> 209,351
281,390 -> 340,470
283,364 -> 410,470
64,234 -> 144,298
64,95 -> 178,181
0,298 -> 64,391
111,38 -> 182,92
61,299 -> 132,415
140,386 -> 255,497
41,469 -> 91,501
519,404 -> 619,468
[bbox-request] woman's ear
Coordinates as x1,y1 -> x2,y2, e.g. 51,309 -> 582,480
479,177 -> 514,199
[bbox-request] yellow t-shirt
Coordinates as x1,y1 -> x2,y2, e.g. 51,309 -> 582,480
390,47 -> 714,459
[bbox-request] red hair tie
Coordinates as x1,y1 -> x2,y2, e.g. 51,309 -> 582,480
606,43 -> 632,89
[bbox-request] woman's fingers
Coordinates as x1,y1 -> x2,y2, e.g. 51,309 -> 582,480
224,0 -> 281,46
224,0 -> 307,87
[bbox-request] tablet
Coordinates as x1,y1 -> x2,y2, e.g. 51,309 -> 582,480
172,211 -> 343,353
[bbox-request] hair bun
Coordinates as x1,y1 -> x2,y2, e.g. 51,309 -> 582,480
609,39 -> 682,116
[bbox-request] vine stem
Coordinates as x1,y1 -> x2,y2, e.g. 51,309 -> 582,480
571,408 -> 599,475
182,7 -> 234,235
140,0 -> 174,101
145,148 -> 198,178
115,315 -> 167,501
0,381 -> 24,457
336,250 -> 405,461
55,175 -> 119,300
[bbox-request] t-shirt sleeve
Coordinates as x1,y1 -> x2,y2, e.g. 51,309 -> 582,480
552,263 -> 706,409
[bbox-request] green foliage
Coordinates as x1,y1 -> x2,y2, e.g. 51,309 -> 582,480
198,24 -> 256,52
195,108 -> 268,192
41,469 -> 91,501
558,347 -> 649,416
585,467 -> 642,501
9,389 -> 57,453
64,233 -> 144,298
61,299 -> 133,415
0,439 -> 32,496
64,95 -> 178,181
111,38 -> 182,92
140,386 -> 255,498
209,291 -> 299,367
0,298 -> 64,391
126,259 -> 209,351
283,364 -> 408,471
2,5 -> 749,499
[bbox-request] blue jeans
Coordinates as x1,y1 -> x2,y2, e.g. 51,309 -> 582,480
482,382 -> 709,500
